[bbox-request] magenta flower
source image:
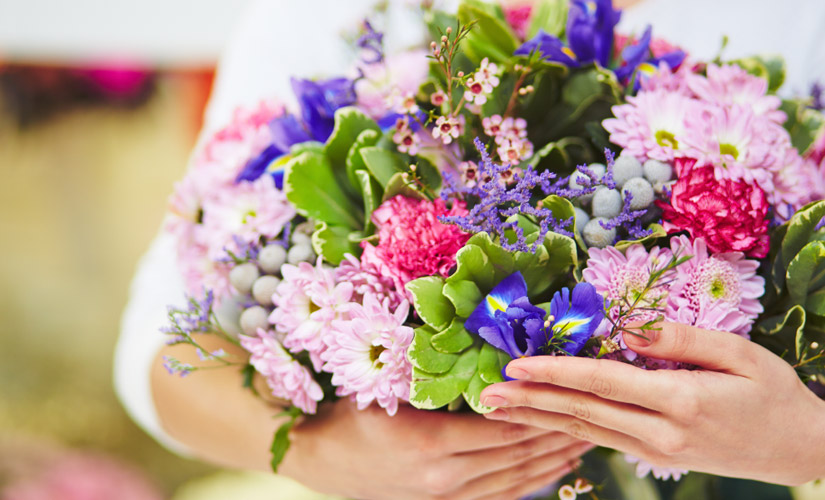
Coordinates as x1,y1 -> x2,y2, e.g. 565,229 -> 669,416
322,293 -> 414,416
241,328 -> 324,414
360,195 -> 471,297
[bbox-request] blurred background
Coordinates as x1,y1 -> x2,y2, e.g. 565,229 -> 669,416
0,0 -> 265,498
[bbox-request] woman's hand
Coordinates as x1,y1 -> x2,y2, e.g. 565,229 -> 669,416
280,398 -> 594,500
479,322 -> 825,486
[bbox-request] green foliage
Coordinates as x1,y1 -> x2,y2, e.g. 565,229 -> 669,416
407,231 -> 577,412
283,151 -> 364,229
754,201 -> 825,375
614,224 -> 667,251
345,129 -> 381,191
269,407 -> 302,473
526,0 -> 569,38
324,107 -> 381,169
311,221 -> 360,266
457,2 -> 519,64
780,98 -> 825,154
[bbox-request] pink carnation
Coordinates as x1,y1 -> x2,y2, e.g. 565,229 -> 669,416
241,328 -> 324,414
666,236 -> 764,337
322,293 -> 414,416
270,259 -> 354,370
360,195 -> 471,297
658,158 -> 770,258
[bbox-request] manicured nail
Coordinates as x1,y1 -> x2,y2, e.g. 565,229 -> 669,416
485,408 -> 510,421
506,366 -> 529,380
482,395 -> 508,407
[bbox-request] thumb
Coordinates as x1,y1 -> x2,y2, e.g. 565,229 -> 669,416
623,321 -> 749,372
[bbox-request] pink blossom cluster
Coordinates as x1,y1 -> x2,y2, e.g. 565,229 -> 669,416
603,63 -> 823,216
166,101 -> 296,302
482,114 -> 534,166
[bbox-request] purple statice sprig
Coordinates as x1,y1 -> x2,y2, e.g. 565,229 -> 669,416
440,138 -> 573,253
217,235 -> 262,265
810,81 -> 824,111
599,191 -> 654,240
160,289 -> 243,377
356,20 -> 384,64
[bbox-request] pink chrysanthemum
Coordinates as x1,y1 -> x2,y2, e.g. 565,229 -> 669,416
680,105 -> 789,190
666,236 -> 764,337
360,195 -> 471,297
602,89 -> 699,162
201,175 -> 295,259
270,259 -> 354,370
322,293 -> 414,416
639,60 -> 693,95
177,242 -> 233,301
625,455 -> 688,481
687,64 -> 785,123
241,328 -> 324,414
335,253 -> 405,311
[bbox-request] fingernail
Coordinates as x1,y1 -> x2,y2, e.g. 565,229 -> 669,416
485,408 -> 510,421
506,366 -> 529,380
482,395 -> 508,407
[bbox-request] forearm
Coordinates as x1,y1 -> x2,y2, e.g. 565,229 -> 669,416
150,336 -> 286,472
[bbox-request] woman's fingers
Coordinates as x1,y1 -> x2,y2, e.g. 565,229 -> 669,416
474,463 -> 574,500
502,356 -> 674,412
448,431 -> 584,482
435,412 -> 552,453
484,406 -> 656,460
624,322 -> 757,374
449,441 -> 592,500
481,382 -> 665,442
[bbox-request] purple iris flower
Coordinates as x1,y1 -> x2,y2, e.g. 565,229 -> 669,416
566,0 -> 621,67
465,272 -> 606,360
514,30 -> 579,67
291,77 -> 357,142
356,20 -> 384,64
465,272 -> 549,359
235,114 -> 311,187
548,282 -> 605,356
614,26 -> 685,89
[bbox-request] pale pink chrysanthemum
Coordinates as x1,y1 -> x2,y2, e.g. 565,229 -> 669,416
687,64 -> 785,123
322,293 -> 414,416
241,328 -> 324,414
270,259 -> 354,370
666,235 -> 764,337
602,89 -> 699,162
177,242 -> 233,302
201,175 -> 295,259
625,455 -> 688,481
639,60 -> 694,95
335,253 -> 405,311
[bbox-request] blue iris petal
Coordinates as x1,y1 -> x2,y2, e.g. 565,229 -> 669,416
549,282 -> 605,356
514,30 -> 579,67
567,0 -> 621,67
235,144 -> 285,184
291,77 -> 357,142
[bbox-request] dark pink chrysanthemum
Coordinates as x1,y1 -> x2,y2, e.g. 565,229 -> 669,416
657,158 -> 770,258
360,195 -> 471,297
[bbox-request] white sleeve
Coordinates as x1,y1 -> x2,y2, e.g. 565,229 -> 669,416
113,0 -> 396,454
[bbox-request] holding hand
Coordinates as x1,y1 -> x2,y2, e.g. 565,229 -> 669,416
281,399 -> 594,500
480,322 -> 825,486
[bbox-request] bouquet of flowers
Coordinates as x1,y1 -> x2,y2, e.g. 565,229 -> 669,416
161,0 -> 825,494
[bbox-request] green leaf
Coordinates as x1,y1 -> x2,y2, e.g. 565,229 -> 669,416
781,201 -> 825,269
311,221 -> 360,265
355,169 -> 383,234
733,55 -> 786,93
530,231 -> 578,295
478,343 -> 510,384
283,151 -> 363,229
780,99 -> 825,154
345,128 -> 381,191
526,0 -> 568,38
540,194 -> 576,223
562,70 -> 604,106
381,172 -> 428,202
408,326 -> 460,374
457,3 -> 519,63
409,347 -> 480,410
410,157 -> 443,192
443,280 -> 484,318
324,107 -> 380,168
269,407 -> 302,473
787,241 -> 825,315
463,371 -> 494,414
614,224 -> 668,251
360,146 -> 407,187
406,276 -> 456,330
465,233 -> 516,284
431,318 -> 476,353
449,244 -> 496,292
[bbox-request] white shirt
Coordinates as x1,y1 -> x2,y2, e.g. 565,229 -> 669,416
114,0 -> 825,452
